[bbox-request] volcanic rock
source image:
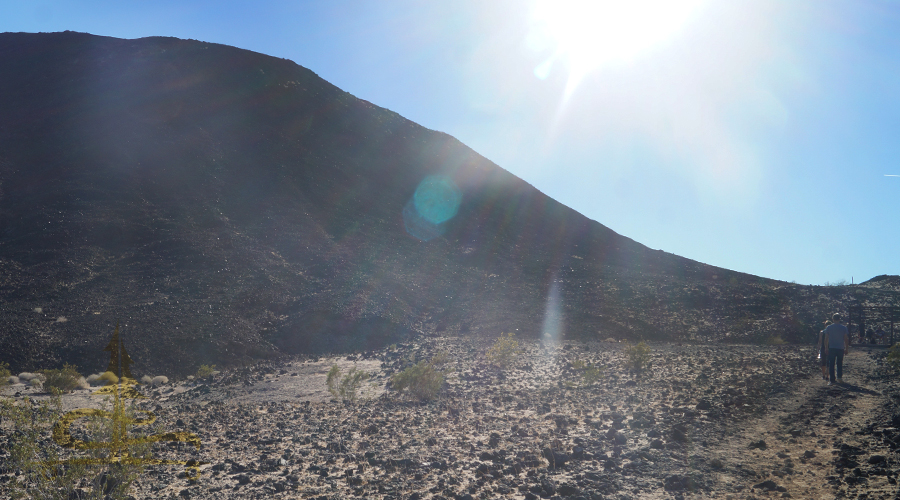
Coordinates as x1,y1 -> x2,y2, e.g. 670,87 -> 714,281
0,31 -> 888,375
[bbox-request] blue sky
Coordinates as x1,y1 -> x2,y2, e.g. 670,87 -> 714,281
2,0 -> 898,285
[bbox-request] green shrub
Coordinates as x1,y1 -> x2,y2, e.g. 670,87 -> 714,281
567,359 -> 602,387
0,361 -> 10,388
0,391 -> 154,499
40,363 -> 82,394
887,343 -> 900,370
625,341 -> 652,372
326,365 -> 369,402
764,336 -> 787,346
195,364 -> 217,380
486,332 -> 522,369
580,363 -> 602,387
391,353 -> 448,401
98,371 -> 119,385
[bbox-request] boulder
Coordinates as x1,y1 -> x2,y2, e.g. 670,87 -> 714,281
664,475 -> 698,492
748,440 -> 767,450
671,428 -> 689,443
753,480 -> 786,492
541,448 -> 570,468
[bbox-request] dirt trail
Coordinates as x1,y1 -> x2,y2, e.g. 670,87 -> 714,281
711,347 -> 899,499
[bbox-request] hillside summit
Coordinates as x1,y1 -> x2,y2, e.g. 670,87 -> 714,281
0,32 -> 896,376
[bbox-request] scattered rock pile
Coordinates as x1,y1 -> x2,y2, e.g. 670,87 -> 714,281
1,339 -> 898,499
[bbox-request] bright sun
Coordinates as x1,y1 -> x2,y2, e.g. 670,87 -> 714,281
532,0 -> 704,88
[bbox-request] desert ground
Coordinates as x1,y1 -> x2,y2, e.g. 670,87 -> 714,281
2,337 -> 899,500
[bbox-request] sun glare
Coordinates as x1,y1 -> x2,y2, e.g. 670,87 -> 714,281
532,0 -> 704,89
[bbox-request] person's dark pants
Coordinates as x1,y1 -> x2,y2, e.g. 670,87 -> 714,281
827,349 -> 844,382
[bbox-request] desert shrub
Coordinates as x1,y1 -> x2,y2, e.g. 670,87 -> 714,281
0,361 -> 10,388
567,359 -> 602,387
0,391 -> 154,500
391,353 -> 448,401
195,364 -> 216,380
580,363 -> 602,387
98,371 -> 119,385
1,395 -> 84,499
39,363 -> 82,394
18,372 -> 44,383
764,336 -> 787,345
326,365 -> 370,402
625,341 -> 652,372
887,344 -> 900,370
486,332 -> 522,369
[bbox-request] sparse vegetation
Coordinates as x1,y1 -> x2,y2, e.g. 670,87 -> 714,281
580,362 -> 602,387
0,361 -> 10,388
98,371 -> 119,385
195,364 -> 217,380
887,343 -> 900,370
391,352 -> 448,401
1,394 -> 86,499
0,388 -> 154,499
326,364 -> 369,402
39,363 -> 82,394
765,336 -> 787,346
486,332 -> 522,369
625,341 -> 652,372
583,363 -> 602,385
567,359 -> 603,388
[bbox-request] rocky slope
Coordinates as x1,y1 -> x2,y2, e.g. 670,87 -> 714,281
0,32 -> 897,378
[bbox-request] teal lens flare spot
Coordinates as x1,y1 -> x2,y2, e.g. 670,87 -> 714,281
403,176 -> 462,241
413,176 -> 461,225
403,200 -> 442,242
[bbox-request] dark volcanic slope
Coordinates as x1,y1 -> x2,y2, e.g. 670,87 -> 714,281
0,32 -> 896,376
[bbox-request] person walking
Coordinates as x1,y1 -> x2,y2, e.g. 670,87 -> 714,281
823,313 -> 850,385
817,320 -> 831,381
875,327 -> 886,345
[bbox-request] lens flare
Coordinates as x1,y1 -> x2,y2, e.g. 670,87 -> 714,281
542,279 -> 564,345
414,175 -> 462,224
403,176 -> 462,241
